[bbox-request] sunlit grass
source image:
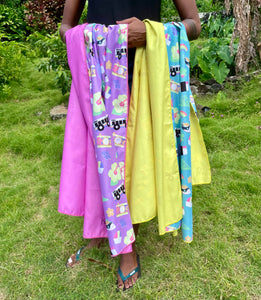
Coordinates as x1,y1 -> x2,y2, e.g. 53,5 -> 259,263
0,60 -> 260,299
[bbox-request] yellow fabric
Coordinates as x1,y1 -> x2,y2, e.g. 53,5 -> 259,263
190,104 -> 211,185
125,20 -> 211,235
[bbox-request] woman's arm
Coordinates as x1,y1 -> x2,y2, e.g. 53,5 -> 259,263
118,0 -> 201,48
59,0 -> 86,43
173,0 -> 201,40
59,0 -> 201,45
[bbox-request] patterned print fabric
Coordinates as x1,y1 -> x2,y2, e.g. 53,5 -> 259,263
59,22 -> 211,256
164,22 -> 196,242
84,24 -> 134,256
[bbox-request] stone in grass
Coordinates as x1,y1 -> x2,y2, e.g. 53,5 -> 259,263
50,104 -> 68,120
209,83 -> 223,93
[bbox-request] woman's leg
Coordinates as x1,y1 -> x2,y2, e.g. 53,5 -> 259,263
117,224 -> 140,290
66,238 -> 105,268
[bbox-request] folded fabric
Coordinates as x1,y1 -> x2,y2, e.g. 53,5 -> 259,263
58,24 -> 108,242
125,20 -> 211,242
83,23 -> 134,256
58,21 -> 211,255
58,24 -> 134,256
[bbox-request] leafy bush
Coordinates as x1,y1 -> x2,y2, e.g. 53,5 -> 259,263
0,35 -> 24,98
79,1 -> 88,24
191,14 -> 237,83
201,12 -> 234,38
161,0 -> 223,21
161,0 -> 178,22
196,0 -> 223,12
0,4 -> 28,41
28,30 -> 71,94
0,0 -> 27,7
24,0 -> 65,33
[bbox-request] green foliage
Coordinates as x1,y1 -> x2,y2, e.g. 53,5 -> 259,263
0,0 -> 27,7
196,0 -> 223,12
27,31 -> 71,95
160,0 -> 223,21
79,1 -> 88,24
24,0 -> 65,33
201,13 -> 235,38
0,37 -> 24,98
0,4 -> 28,41
161,0 -> 178,22
191,14 -> 237,83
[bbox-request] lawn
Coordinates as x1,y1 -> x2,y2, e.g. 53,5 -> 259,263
0,59 -> 260,299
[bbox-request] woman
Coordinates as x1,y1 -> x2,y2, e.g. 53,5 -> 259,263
59,0 -> 201,291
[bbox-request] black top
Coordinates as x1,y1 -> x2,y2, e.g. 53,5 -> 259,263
86,0 -> 161,26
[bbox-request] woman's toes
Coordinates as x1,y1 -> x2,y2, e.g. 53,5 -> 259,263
125,279 -> 130,289
117,276 -> 124,289
128,278 -> 133,288
118,283 -> 124,290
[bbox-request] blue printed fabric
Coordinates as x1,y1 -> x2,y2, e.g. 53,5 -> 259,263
164,22 -> 197,243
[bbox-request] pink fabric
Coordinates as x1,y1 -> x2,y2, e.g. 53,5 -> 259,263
58,24 -> 133,254
58,24 -> 107,239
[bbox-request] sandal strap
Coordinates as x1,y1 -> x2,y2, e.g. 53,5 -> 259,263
75,246 -> 86,261
118,265 -> 139,283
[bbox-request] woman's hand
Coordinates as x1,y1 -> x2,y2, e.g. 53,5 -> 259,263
116,17 -> 146,48
59,24 -> 73,43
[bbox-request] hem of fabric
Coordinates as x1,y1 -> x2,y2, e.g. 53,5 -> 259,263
58,209 -> 84,217
131,214 -> 156,225
131,214 -> 186,237
184,240 -> 193,244
192,180 -> 211,186
83,234 -> 107,239
159,217 -> 183,236
111,239 -> 135,257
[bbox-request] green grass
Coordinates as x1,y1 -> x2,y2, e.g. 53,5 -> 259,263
0,59 -> 261,299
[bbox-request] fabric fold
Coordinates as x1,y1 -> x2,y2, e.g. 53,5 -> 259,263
83,24 -> 134,256
126,20 -> 211,241
126,20 -> 183,235
59,21 -> 211,251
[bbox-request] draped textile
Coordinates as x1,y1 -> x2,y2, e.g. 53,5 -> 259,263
126,20 -> 211,242
58,22 -> 211,254
83,24 -> 134,256
58,24 -> 133,256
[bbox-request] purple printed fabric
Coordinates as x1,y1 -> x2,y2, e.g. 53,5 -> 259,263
84,24 -> 134,256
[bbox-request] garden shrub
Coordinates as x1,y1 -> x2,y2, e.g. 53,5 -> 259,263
161,0 -> 223,21
0,4 -> 28,41
161,0 -> 178,22
191,14 -> 237,83
24,0 -> 65,33
201,11 -> 234,38
26,0 -> 87,95
79,1 -> 88,24
28,31 -> 71,95
0,0 -> 27,6
196,0 -> 223,12
0,35 -> 24,98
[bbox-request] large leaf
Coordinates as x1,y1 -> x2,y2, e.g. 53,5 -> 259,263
217,45 -> 234,65
190,45 -> 201,68
198,56 -> 211,73
210,61 -> 230,84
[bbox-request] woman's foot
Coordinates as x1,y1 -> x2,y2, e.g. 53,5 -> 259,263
117,251 -> 139,290
66,238 -> 105,268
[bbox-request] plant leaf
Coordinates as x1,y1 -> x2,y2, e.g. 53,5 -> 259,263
210,61 -> 229,84
217,45 -> 234,65
198,56 -> 211,73
190,45 -> 200,68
